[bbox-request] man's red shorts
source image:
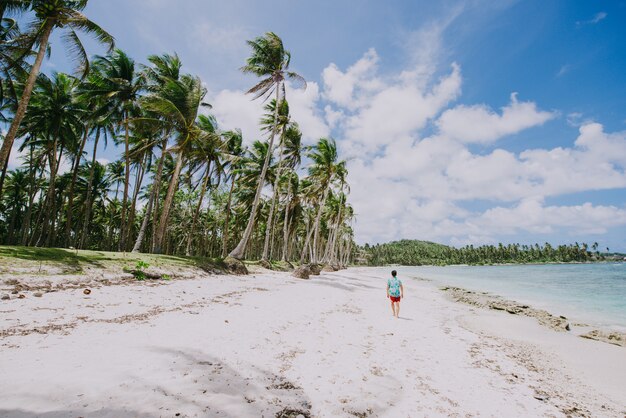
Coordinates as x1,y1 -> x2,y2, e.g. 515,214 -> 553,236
390,296 -> 401,302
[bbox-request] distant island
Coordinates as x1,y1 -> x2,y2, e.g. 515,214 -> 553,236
357,239 -> 625,266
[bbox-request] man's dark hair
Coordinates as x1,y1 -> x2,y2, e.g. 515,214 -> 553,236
391,270 -> 397,277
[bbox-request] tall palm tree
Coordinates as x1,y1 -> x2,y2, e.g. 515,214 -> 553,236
82,49 -> 144,250
18,72 -> 84,246
131,52 -> 182,253
280,123 -> 302,261
228,32 -> 305,260
220,129 -> 244,257
0,0 -> 114,197
2,168 -> 28,243
260,98 -> 290,261
185,114 -> 222,256
305,137 -> 346,264
141,73 -> 208,253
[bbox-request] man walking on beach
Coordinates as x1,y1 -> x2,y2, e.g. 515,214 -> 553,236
387,270 -> 404,318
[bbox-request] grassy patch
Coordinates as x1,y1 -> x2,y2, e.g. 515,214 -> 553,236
0,245 -> 226,275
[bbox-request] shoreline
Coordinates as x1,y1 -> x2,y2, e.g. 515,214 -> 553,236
1,267 -> 625,416
438,285 -> 626,347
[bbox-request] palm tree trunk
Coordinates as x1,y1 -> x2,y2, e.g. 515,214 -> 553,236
119,115 -> 131,251
280,178 -> 293,261
300,219 -> 315,264
131,186 -> 154,253
0,19 -> 55,197
125,153 -> 147,250
186,162 -> 211,256
150,136 -> 169,252
229,85 -> 281,260
21,145 -> 37,245
133,142 -> 167,253
261,142 -> 284,261
64,127 -> 90,246
311,185 -> 330,263
36,139 -> 60,246
154,149 -> 184,253
79,129 -> 101,249
221,173 -> 237,258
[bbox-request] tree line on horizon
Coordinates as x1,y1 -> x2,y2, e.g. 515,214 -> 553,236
0,1 -> 354,266
359,239 -> 608,266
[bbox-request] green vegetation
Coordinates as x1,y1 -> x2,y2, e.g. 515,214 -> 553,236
0,245 -> 225,275
132,260 -> 149,280
359,240 -> 603,266
0,3 -> 354,267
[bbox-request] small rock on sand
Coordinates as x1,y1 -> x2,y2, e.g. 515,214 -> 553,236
33,292 -> 43,297
83,289 -> 91,295
1,294 -> 9,300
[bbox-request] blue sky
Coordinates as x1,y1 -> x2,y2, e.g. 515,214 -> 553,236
12,0 -> 626,251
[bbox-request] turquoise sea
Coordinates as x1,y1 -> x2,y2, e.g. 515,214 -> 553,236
395,263 -> 626,331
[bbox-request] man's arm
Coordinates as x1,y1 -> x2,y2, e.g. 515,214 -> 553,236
400,284 -> 404,298
386,283 -> 390,298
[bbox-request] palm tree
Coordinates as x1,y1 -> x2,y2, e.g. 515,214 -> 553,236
74,160 -> 110,247
131,53 -> 182,253
82,49 -> 144,250
0,0 -> 114,197
280,123 -> 302,261
185,114 -> 223,256
228,32 -> 305,260
260,98 -> 290,261
18,72 -> 84,246
2,168 -> 28,243
220,129 -> 244,257
141,73 -> 208,253
305,137 -> 346,264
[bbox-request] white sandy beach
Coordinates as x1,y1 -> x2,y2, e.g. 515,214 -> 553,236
1,267 -> 625,417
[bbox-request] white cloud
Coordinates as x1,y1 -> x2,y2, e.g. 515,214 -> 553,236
577,11 -> 608,27
556,64 -> 570,77
321,47 -> 462,157
342,63 -> 461,155
477,199 -> 626,235
211,89 -> 264,145
287,82 -> 330,144
590,12 -> 608,24
437,93 -> 555,143
321,49 -> 383,110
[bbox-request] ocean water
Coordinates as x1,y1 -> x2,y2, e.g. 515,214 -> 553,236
395,263 -> 626,331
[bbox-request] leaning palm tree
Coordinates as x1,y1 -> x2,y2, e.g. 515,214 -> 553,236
141,73 -> 208,253
0,0 -> 114,197
228,32 -> 305,260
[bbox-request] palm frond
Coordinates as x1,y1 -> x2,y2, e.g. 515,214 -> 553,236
62,28 -> 89,78
66,10 -> 115,51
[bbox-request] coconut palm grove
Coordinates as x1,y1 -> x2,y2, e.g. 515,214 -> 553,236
0,1 -> 354,267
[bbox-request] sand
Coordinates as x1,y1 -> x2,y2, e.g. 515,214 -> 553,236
0,267 -> 624,417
